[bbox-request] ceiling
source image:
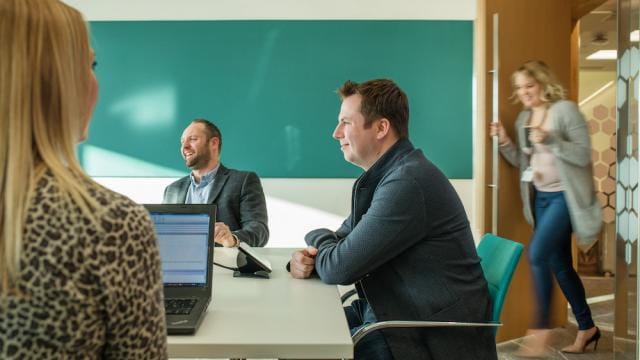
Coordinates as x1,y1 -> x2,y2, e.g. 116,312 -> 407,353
579,0 -> 617,71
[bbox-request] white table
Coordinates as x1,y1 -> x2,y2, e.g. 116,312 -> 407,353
167,248 -> 353,359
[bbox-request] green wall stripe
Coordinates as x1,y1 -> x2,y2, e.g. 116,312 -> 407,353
81,20 -> 473,178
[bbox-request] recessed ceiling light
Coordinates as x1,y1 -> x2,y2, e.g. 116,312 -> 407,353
586,50 -> 617,60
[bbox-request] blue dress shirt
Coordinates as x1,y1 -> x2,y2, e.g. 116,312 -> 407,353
185,165 -> 219,204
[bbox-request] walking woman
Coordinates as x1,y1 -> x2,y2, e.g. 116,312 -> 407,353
0,0 -> 167,357
491,60 -> 602,356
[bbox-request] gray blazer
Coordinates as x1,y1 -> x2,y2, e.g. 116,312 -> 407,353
499,100 -> 602,249
163,164 -> 269,247
305,139 -> 497,360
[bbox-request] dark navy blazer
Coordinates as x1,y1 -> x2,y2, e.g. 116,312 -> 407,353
306,139 -> 497,359
163,164 -> 269,247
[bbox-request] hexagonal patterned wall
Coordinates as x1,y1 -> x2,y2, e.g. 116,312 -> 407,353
587,103 -> 617,224
581,79 -> 617,275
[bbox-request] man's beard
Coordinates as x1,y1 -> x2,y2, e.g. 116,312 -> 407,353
186,152 -> 210,170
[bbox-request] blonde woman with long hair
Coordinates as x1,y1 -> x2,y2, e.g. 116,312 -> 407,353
0,0 -> 167,357
491,60 -> 602,356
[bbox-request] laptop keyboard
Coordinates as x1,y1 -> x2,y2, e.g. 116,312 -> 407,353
165,298 -> 198,315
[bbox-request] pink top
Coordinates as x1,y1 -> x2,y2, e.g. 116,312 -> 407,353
531,142 -> 564,192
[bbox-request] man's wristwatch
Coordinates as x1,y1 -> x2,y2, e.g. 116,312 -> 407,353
232,234 -> 240,248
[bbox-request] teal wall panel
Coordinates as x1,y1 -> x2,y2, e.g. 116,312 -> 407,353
81,20 -> 473,178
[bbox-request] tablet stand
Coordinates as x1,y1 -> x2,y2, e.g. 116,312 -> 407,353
235,251 -> 270,279
233,270 -> 270,279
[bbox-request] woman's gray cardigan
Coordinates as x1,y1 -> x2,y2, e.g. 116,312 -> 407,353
499,100 -> 602,249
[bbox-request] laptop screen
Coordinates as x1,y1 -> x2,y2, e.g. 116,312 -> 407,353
150,211 -> 211,287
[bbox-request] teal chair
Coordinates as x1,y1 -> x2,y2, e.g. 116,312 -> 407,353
476,233 -> 524,332
351,233 -> 524,345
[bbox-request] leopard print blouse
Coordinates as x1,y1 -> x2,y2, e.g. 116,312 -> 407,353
0,171 -> 168,359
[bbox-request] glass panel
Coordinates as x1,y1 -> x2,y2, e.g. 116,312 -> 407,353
616,0 -> 639,357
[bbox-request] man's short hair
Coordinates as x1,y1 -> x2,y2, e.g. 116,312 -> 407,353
337,79 -> 409,138
191,118 -> 222,151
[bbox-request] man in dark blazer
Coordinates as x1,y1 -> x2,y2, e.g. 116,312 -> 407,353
289,80 -> 497,359
163,119 -> 268,247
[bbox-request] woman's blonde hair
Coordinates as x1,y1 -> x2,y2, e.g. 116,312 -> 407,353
511,60 -> 566,106
0,0 -> 99,292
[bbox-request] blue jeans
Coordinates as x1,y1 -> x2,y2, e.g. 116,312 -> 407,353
529,190 -> 595,330
344,299 -> 394,360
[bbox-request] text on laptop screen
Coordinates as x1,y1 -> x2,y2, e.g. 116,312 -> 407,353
151,212 -> 210,286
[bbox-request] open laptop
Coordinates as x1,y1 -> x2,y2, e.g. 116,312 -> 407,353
144,204 -> 215,335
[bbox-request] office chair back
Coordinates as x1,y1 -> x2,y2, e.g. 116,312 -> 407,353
477,233 -> 524,327
350,233 -> 524,346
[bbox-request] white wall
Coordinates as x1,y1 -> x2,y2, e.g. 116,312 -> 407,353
74,0 -> 477,246
579,70 -> 616,103
95,177 -> 474,247
63,0 -> 475,21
